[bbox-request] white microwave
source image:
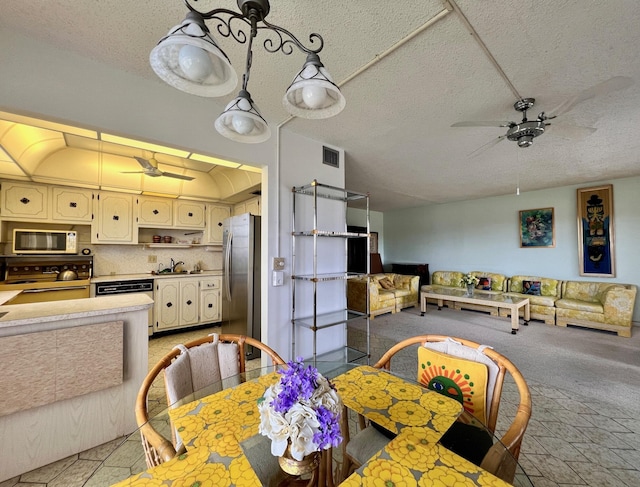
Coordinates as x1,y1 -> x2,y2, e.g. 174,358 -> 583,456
12,229 -> 78,254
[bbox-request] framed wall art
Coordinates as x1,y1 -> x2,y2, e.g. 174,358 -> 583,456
519,208 -> 555,248
577,184 -> 615,277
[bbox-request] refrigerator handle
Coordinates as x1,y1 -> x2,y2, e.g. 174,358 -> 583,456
224,230 -> 232,301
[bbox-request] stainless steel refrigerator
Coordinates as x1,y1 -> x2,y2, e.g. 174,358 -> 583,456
222,213 -> 261,359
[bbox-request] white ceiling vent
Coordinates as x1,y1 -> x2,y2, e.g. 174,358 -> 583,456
322,146 -> 340,168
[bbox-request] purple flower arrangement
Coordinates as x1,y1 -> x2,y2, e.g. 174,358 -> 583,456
258,358 -> 343,461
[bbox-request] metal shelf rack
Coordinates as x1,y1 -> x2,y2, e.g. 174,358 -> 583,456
291,179 -> 370,363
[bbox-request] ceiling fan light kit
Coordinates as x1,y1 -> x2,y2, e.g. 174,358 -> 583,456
150,0 -> 346,143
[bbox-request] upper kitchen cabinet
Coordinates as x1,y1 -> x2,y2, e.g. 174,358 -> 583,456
206,204 -> 231,245
51,186 -> 93,223
137,196 -> 173,228
1,181 -> 50,220
233,195 -> 261,216
0,181 -> 93,224
174,200 -> 206,229
92,191 -> 136,244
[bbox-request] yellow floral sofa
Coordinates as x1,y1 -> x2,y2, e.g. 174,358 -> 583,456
456,271 -> 509,315
420,270 -> 464,309
500,275 -> 563,325
347,273 -> 420,318
555,281 -> 637,337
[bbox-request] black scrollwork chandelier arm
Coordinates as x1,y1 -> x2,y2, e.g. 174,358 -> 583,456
184,0 -> 324,57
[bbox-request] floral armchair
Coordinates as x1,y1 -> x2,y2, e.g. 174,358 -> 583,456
347,273 -> 420,318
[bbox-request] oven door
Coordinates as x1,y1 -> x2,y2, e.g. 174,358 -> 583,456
7,284 -> 90,304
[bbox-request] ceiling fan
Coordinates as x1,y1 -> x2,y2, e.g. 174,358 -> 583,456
452,76 -> 634,155
121,155 -> 195,180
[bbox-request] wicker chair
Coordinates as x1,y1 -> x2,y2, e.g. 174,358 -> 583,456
135,333 -> 285,468
341,335 -> 532,484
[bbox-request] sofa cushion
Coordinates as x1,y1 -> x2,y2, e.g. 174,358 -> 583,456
555,298 -> 604,313
509,275 -> 561,298
503,293 -> 557,307
418,347 -> 489,424
522,280 -> 541,296
432,271 -> 465,288
378,277 -> 394,290
392,288 -> 412,298
476,277 -> 492,290
393,274 -> 414,289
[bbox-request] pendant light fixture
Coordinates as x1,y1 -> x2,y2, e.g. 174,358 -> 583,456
150,0 -> 346,143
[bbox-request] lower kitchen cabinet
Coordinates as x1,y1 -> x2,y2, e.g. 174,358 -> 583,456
154,276 -> 222,333
200,277 -> 221,323
155,279 -> 199,332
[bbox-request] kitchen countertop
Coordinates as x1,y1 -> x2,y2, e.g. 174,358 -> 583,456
0,294 -> 153,331
91,270 -> 222,283
0,291 -> 21,305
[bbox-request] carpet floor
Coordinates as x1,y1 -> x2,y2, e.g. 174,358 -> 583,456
347,304 -> 640,486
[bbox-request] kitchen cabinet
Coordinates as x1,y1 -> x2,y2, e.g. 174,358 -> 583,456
200,277 -> 221,323
154,278 -> 200,332
1,182 -> 93,223
206,203 -> 231,245
51,186 -> 93,223
174,200 -> 205,229
92,191 -> 136,244
1,181 -> 49,220
233,195 -> 260,216
137,195 -> 173,228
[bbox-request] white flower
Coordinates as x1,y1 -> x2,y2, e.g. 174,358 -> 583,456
288,417 -> 318,460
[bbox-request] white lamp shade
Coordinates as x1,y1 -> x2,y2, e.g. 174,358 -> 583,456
150,15 -> 238,97
215,91 -> 271,143
284,63 -> 346,119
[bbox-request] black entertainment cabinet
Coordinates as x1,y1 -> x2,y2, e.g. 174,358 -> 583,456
391,263 -> 430,288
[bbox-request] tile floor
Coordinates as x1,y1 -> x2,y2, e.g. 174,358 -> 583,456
2,323 -> 640,486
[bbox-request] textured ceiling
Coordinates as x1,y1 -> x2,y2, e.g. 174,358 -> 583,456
1,0 -> 639,211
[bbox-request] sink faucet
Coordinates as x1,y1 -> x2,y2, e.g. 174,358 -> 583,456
170,258 -> 175,272
170,258 -> 185,272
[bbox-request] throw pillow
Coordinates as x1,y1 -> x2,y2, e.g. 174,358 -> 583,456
418,347 -> 489,424
378,277 -> 395,290
475,277 -> 492,290
522,280 -> 541,295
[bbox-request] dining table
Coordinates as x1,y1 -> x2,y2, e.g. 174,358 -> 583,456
93,362 -> 533,487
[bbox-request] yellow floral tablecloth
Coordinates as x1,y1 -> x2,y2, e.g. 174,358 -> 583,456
112,366 -> 513,487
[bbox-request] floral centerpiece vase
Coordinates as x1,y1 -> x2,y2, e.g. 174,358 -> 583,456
460,273 -> 479,297
258,358 -> 343,479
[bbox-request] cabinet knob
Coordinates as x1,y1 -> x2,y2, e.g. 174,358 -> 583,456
208,303 -> 213,308
113,215 -> 119,221
166,302 -> 173,308
186,300 -> 193,305
20,197 -> 30,204
153,209 -> 159,214
188,212 -> 193,217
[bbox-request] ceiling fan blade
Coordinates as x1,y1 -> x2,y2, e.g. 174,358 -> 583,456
545,76 -> 634,119
134,156 -> 154,170
547,123 -> 597,140
452,121 -> 512,128
161,172 -> 195,181
468,135 -> 506,158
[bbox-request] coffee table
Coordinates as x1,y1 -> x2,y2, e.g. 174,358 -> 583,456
421,287 -> 529,334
